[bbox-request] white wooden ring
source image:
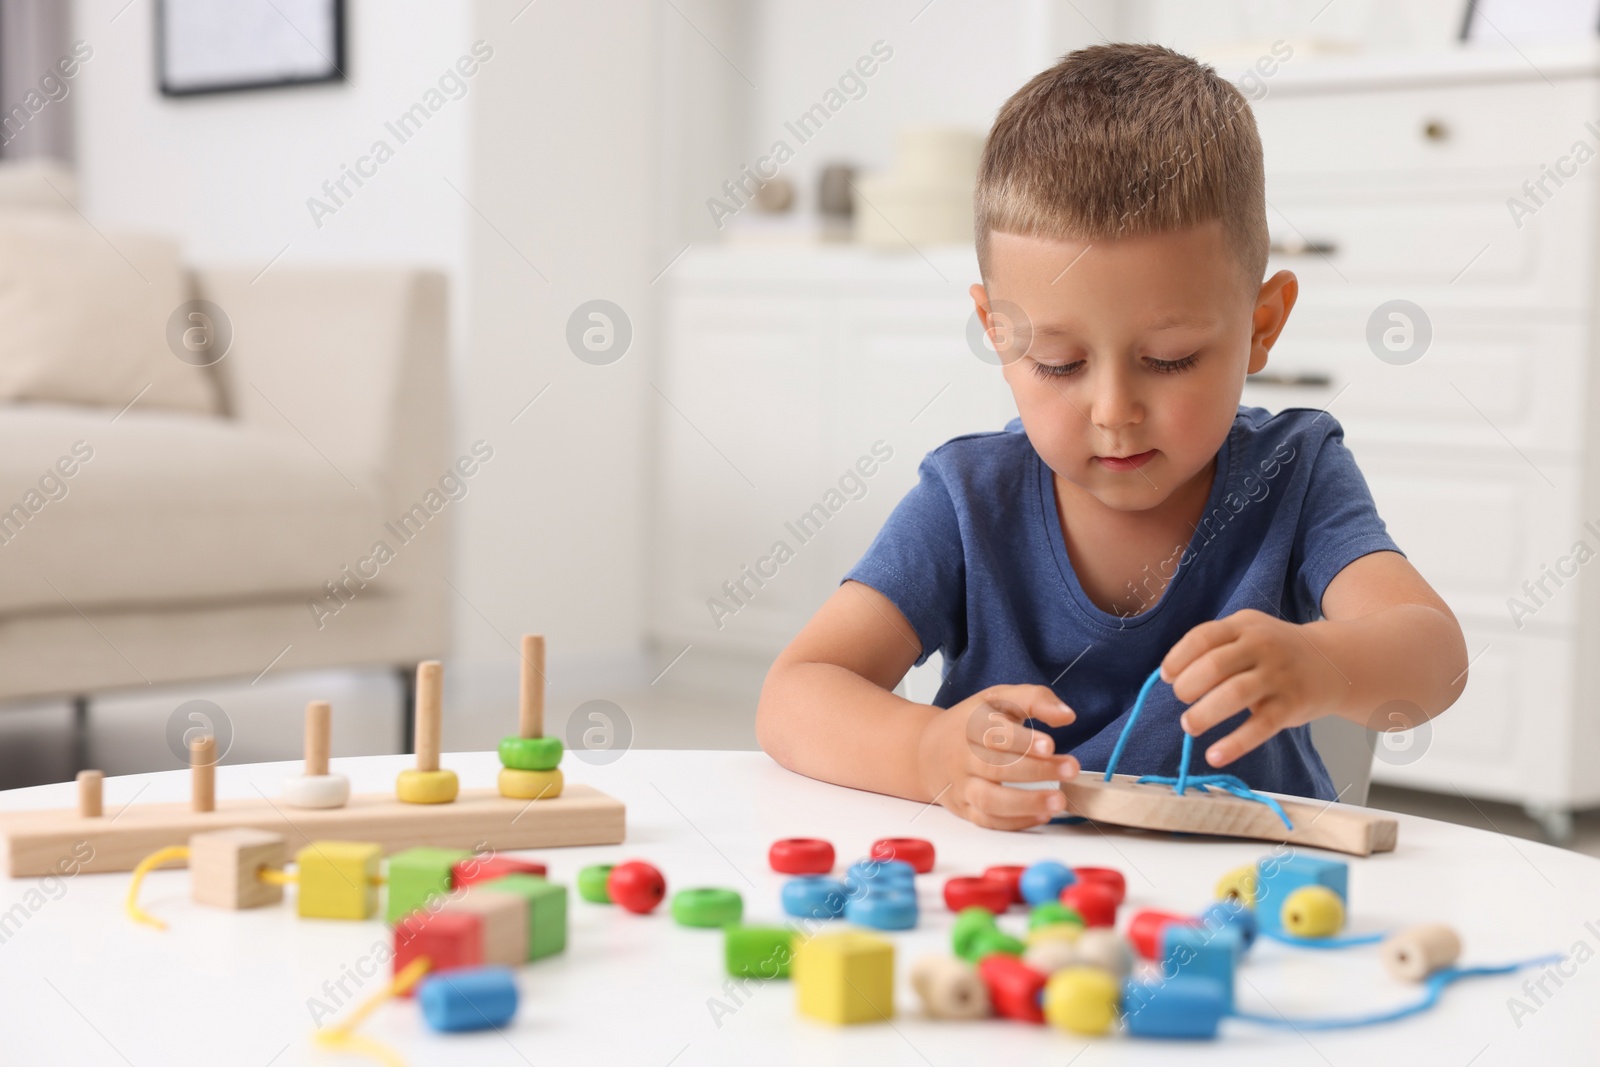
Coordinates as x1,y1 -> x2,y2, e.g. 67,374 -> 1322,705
282,773 -> 350,809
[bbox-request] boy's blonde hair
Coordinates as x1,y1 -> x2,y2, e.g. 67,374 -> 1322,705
975,43 -> 1268,293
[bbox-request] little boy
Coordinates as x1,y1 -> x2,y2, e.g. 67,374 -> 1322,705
756,43 -> 1467,829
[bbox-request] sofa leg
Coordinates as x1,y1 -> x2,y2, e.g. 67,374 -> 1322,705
396,665 -> 416,755
70,694 -> 90,774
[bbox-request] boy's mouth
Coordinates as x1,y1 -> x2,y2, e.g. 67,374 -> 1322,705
1094,449 -> 1157,472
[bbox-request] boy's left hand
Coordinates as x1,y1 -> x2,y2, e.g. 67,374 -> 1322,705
1160,608 -> 1348,768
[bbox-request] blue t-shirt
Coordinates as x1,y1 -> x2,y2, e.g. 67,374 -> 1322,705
841,405 -> 1404,801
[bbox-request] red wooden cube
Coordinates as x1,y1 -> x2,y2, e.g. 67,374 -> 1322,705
452,855 -> 548,889
393,910 -> 484,996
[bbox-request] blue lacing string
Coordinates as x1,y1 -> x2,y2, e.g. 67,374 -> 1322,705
1231,955 -> 1565,1030
1101,666 -> 1294,831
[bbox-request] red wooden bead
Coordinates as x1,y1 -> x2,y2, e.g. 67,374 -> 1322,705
943,876 -> 1013,914
978,953 -> 1048,1024
1059,881 -> 1119,928
392,910 -> 483,996
451,855 -> 548,889
768,838 -> 835,874
1128,909 -> 1199,960
607,860 -> 667,914
982,865 -> 1027,906
1072,866 -> 1126,905
870,837 -> 935,873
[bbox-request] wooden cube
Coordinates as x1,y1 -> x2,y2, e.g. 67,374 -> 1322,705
478,874 -> 566,960
297,841 -> 381,920
386,846 -> 472,924
439,889 -> 529,967
392,910 -> 484,997
794,931 -> 895,1025
189,829 -> 286,910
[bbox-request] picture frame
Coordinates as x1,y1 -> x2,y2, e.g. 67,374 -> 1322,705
156,0 -> 346,97
1460,0 -> 1600,42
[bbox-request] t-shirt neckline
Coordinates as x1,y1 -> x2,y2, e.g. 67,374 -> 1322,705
1035,421 -> 1237,632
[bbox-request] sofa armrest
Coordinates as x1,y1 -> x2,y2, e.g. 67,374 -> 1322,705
189,267 -> 450,515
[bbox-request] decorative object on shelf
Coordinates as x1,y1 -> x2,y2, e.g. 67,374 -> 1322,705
851,127 -> 981,250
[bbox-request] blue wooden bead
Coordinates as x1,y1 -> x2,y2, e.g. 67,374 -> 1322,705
844,886 -> 918,930
1019,860 -> 1077,905
1122,974 -> 1227,1039
1160,924 -> 1243,1013
1197,899 -> 1257,952
845,859 -> 915,894
782,876 -> 849,919
1254,855 -> 1347,935
418,966 -> 519,1033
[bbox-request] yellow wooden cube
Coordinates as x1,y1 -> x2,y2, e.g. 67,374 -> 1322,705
296,841 -> 381,920
794,931 -> 895,1025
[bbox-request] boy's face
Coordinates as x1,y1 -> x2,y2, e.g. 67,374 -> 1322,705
971,221 -> 1297,514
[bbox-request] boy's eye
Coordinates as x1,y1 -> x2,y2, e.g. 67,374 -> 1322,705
1031,360 -> 1085,379
1147,353 -> 1200,374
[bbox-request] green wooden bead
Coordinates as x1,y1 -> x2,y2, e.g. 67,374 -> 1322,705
724,924 -> 795,978
672,887 -> 743,928
1030,901 -> 1085,931
963,926 -> 1026,963
499,735 -> 564,771
578,864 -> 615,903
951,906 -> 999,959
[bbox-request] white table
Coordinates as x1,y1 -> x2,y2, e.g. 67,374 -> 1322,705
0,750 -> 1595,1065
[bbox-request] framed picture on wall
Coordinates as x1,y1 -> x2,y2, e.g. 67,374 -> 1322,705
157,0 -> 346,96
1461,0 -> 1600,41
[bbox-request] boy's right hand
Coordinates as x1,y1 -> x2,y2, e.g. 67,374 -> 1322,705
915,685 -> 1079,830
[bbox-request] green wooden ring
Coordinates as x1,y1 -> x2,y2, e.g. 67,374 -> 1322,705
951,906 -> 998,959
578,864 -> 615,903
671,887 -> 743,928
499,735 -> 564,771
1029,901 -> 1085,931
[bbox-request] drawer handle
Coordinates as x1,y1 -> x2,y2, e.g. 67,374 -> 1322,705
1268,236 -> 1337,257
1247,371 -> 1333,388
1422,118 -> 1449,142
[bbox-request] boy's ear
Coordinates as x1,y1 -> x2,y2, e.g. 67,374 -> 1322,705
1248,270 -> 1298,375
969,282 -> 992,329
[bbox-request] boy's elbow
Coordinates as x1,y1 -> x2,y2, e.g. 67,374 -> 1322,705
1433,601 -> 1469,711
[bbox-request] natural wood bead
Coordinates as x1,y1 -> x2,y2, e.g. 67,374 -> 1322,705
1382,923 -> 1462,982
910,954 -> 990,1020
189,828 -> 286,910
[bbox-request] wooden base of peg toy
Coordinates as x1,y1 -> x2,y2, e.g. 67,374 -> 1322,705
1056,773 -> 1398,856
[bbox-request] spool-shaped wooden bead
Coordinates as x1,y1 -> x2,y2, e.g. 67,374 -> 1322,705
77,770 -> 103,817
1381,923 -> 1461,982
519,634 -> 545,738
191,735 -> 216,813
910,954 -> 990,1020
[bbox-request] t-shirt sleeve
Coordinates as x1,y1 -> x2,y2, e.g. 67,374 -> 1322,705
1291,415 -> 1405,617
841,452 -> 967,667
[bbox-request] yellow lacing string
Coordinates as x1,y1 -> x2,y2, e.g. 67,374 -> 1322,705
125,846 -> 190,930
313,956 -> 432,1067
257,868 -> 297,886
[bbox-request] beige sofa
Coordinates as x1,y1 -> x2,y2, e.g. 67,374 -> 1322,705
0,168 -> 451,731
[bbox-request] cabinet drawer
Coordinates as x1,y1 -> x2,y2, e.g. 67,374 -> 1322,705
1254,77 -> 1598,177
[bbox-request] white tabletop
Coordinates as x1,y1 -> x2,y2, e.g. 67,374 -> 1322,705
0,750 -> 1595,1065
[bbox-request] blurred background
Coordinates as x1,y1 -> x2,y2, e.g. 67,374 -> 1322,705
0,0 -> 1596,854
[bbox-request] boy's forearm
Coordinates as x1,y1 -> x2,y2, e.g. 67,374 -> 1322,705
756,659 -> 941,803
1308,604 -> 1468,728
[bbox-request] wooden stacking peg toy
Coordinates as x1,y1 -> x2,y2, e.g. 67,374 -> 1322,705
191,735 -> 216,813
397,662 -> 458,805
283,701 -> 351,810
497,634 -> 564,801
77,770 -> 103,818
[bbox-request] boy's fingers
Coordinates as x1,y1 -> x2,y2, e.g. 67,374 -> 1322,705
1206,708 -> 1280,767
1181,672 -> 1266,737
1168,640 -> 1255,707
963,777 -> 1065,822
1160,617 -> 1238,683
982,685 -> 1076,727
970,748 -> 1079,784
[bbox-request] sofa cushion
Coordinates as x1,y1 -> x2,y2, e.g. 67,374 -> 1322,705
0,404 -> 386,615
0,213 -> 220,415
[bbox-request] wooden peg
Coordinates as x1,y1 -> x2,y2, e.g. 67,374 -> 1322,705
305,700 -> 331,776
415,661 -> 443,773
519,634 -> 545,739
191,735 -> 216,813
76,770 -> 103,818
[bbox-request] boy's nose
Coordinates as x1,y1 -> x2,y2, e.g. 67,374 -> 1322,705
1088,367 -> 1142,433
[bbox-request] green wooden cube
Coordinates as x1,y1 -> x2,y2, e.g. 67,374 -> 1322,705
725,924 -> 796,979
385,846 -> 472,924
480,873 -> 567,960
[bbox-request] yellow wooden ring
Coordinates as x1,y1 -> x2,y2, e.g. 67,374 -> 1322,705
498,767 -> 563,800
396,768 -> 459,804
